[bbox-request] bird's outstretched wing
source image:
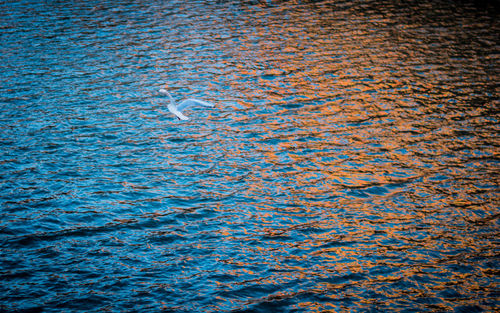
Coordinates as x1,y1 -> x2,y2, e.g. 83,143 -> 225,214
177,98 -> 215,112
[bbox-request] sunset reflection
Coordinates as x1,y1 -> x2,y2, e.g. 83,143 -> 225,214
0,0 -> 498,312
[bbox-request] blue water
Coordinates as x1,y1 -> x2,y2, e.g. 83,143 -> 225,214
1,0 -> 499,312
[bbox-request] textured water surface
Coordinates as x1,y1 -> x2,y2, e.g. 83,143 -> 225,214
0,0 -> 499,312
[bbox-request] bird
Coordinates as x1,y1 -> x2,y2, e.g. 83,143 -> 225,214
159,88 -> 215,120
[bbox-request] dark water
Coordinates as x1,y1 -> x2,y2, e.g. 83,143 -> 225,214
1,0 -> 499,312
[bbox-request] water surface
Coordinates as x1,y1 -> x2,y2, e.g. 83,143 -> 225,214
0,0 -> 499,312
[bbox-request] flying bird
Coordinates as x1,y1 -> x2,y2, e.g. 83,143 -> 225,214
159,88 -> 215,120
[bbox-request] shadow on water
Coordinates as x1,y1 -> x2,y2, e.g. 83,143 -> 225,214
0,0 -> 498,312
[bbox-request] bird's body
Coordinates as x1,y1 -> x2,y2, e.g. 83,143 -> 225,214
159,88 -> 214,120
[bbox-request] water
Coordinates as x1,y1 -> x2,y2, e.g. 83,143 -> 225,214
0,0 -> 498,312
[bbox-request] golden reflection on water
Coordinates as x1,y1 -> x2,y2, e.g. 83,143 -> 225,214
189,1 -> 500,311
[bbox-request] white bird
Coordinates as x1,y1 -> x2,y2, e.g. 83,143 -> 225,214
159,88 -> 215,120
